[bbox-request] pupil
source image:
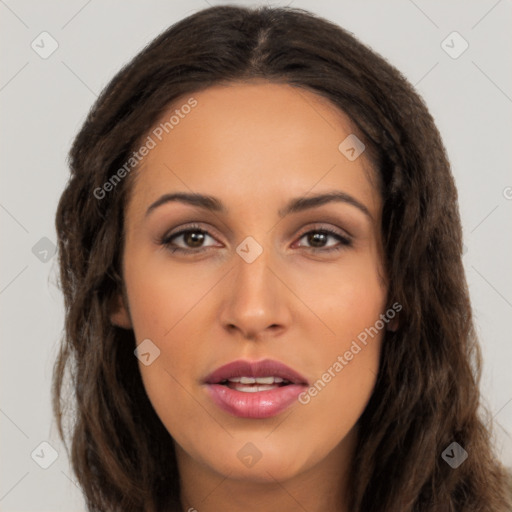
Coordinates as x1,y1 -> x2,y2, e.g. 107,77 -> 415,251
186,231 -> 204,247
309,232 -> 326,247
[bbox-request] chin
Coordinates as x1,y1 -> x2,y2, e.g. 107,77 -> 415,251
223,457 -> 306,484
197,438 -> 312,483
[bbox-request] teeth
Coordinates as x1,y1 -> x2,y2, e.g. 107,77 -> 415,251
227,376 -> 287,385
255,376 -> 274,385
222,376 -> 291,392
233,384 -> 278,392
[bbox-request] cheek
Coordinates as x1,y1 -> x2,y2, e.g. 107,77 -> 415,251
124,250 -> 215,342
295,288 -> 386,460
293,254 -> 387,428
123,254 -> 222,427
295,250 -> 387,341
296,345 -> 381,468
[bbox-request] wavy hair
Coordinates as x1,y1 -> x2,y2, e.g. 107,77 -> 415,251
53,5 -> 512,511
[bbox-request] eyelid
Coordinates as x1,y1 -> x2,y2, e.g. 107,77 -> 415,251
160,222 -> 221,246
294,222 -> 351,240
160,221 -> 350,244
158,220 -> 353,257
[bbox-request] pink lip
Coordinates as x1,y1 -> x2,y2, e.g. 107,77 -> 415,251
204,359 -> 309,419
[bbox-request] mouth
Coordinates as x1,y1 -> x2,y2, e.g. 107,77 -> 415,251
203,359 -> 309,419
218,375 -> 292,392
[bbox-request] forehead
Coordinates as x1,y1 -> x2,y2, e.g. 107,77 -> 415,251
127,81 -> 380,217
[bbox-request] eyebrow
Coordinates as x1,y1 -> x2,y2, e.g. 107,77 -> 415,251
145,191 -> 371,219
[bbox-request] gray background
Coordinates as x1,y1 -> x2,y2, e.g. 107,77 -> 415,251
1,0 -> 511,510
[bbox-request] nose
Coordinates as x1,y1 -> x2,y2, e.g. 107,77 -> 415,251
218,248 -> 291,341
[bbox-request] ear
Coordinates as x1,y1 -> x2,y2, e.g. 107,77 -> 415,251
386,315 -> 399,332
384,295 -> 401,333
109,292 -> 132,329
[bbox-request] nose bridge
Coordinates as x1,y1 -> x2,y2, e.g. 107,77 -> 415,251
220,238 -> 289,337
236,245 -> 272,301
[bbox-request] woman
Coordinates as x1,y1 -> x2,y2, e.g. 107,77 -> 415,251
52,4 -> 512,511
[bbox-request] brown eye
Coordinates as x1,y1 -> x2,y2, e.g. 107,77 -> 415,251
161,224 -> 219,254
296,228 -> 352,252
159,225 -> 352,256
181,230 -> 207,248
305,232 -> 329,248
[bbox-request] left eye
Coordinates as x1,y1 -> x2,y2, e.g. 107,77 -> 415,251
296,229 -> 351,251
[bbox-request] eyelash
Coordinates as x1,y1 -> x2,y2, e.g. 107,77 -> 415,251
159,223 -> 352,255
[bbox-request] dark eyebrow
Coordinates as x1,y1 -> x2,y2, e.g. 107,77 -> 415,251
146,191 -> 371,219
278,191 -> 371,219
146,193 -> 226,217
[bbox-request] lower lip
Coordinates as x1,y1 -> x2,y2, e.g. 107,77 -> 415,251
205,383 -> 306,419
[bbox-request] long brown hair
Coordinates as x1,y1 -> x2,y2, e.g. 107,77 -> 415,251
53,5 -> 512,511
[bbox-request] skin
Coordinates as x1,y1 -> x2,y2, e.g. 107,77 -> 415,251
111,81 -> 393,512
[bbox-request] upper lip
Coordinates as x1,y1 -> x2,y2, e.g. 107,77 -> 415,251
204,359 -> 309,385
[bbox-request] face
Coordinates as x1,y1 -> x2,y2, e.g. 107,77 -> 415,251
112,81 -> 391,484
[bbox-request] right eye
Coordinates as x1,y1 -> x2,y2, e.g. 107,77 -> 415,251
160,224 -> 220,254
